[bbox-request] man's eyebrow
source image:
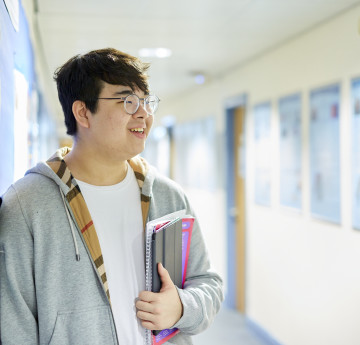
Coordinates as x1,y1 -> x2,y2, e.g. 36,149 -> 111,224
112,90 -> 133,96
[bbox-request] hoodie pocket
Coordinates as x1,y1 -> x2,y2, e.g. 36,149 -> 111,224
48,305 -> 117,345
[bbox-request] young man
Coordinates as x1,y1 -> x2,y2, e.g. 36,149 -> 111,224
0,48 -> 223,344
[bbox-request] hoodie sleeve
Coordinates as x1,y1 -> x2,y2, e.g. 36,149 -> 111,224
149,174 -> 224,336
171,194 -> 224,335
0,186 -> 39,344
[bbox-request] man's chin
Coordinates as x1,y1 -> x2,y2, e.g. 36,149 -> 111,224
127,147 -> 146,160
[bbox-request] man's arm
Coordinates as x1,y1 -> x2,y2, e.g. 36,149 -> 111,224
0,187 -> 39,344
138,177 -> 224,335
169,200 -> 224,335
136,215 -> 223,334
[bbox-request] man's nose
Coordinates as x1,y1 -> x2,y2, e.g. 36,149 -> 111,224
133,100 -> 148,118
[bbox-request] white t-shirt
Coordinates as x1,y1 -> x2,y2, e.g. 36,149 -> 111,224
77,164 -> 145,344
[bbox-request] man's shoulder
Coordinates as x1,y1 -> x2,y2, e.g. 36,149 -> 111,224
1,173 -> 58,213
15,172 -> 56,194
149,169 -> 189,211
151,169 -> 185,195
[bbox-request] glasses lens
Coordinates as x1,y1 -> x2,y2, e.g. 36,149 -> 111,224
125,94 -> 139,115
145,95 -> 159,115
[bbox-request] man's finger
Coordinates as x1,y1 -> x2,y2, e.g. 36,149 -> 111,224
158,263 -> 173,290
135,300 -> 154,313
137,310 -> 156,322
141,320 -> 157,330
138,290 -> 159,302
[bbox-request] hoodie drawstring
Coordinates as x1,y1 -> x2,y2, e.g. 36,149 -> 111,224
59,187 -> 81,261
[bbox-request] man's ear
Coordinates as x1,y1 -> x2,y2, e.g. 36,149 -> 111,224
72,100 -> 90,129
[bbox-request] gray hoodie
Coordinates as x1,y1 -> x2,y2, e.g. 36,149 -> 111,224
0,149 -> 223,345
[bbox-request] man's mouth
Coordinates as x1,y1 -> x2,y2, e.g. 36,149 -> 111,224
130,128 -> 144,134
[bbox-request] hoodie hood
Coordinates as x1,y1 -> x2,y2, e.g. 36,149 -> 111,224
26,147 -> 156,231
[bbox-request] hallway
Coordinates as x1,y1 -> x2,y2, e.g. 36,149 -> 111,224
2,1 -> 360,344
193,307 -> 267,345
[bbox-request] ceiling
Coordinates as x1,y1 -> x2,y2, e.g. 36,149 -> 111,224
33,0 -> 360,125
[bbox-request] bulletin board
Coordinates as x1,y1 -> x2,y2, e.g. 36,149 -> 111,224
254,102 -> 271,206
309,84 -> 341,224
174,117 -> 217,191
279,93 -> 302,210
351,78 -> 360,230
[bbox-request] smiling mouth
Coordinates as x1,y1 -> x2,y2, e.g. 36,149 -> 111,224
130,128 -> 144,134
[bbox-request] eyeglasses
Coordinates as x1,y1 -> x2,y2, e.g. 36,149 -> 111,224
97,94 -> 160,116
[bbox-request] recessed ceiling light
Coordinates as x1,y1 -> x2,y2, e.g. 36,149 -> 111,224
194,74 -> 206,85
190,71 -> 206,85
139,48 -> 172,58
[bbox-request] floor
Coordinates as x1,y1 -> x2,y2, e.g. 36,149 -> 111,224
192,307 -> 267,345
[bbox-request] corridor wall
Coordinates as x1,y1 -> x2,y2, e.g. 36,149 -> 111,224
0,1 -> 56,195
0,1 -> 33,193
159,5 -> 360,345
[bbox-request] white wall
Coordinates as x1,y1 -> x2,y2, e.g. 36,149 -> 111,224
159,6 -> 360,345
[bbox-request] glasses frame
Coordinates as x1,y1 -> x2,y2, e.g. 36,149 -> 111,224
97,94 -> 160,116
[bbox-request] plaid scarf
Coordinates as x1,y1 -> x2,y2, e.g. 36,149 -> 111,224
47,147 -> 150,302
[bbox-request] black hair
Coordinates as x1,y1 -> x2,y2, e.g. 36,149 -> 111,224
53,48 -> 150,135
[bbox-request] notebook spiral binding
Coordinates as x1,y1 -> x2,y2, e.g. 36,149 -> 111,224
144,224 -> 154,345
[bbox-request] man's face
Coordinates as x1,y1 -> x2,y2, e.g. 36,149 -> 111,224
86,82 -> 154,161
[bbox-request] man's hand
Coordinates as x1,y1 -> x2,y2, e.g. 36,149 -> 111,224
136,263 -> 183,330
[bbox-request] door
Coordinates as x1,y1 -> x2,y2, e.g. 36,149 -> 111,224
233,106 -> 246,313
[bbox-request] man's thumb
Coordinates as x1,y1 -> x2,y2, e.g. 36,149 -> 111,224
158,263 -> 173,289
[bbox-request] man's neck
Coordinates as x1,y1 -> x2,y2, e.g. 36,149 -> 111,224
63,143 -> 128,186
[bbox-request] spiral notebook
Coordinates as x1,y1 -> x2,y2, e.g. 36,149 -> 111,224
145,211 -> 194,345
